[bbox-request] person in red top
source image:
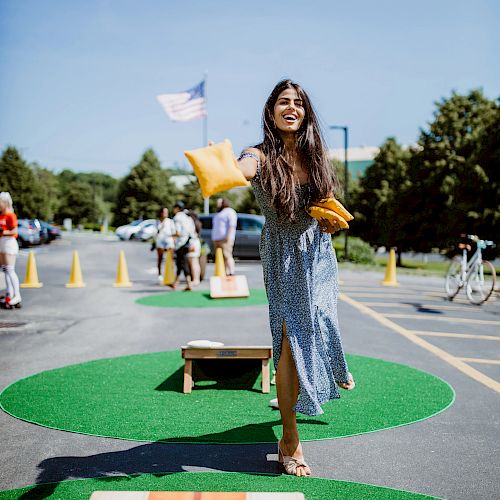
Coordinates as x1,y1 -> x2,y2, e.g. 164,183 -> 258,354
0,192 -> 22,308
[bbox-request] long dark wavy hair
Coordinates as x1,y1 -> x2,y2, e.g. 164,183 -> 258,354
255,79 -> 338,222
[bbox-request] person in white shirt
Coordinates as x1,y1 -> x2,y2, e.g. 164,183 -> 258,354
155,207 -> 176,282
211,198 -> 238,275
172,201 -> 200,290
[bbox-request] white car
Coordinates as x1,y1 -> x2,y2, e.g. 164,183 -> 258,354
134,220 -> 160,241
115,219 -> 157,240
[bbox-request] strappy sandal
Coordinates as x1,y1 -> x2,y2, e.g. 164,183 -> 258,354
278,441 -> 311,476
338,372 -> 356,390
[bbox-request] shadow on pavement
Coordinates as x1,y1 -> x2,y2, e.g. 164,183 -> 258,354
15,418 -> 327,499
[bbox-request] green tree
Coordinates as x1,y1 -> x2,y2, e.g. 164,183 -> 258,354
402,89 -> 499,252
55,181 -> 95,224
353,138 -> 411,263
31,163 -> 61,221
56,170 -> 118,224
0,146 -> 40,217
236,187 -> 261,214
179,176 -> 204,212
114,149 -> 176,226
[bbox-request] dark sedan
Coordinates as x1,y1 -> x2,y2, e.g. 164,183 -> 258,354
17,219 -> 41,248
199,213 -> 264,259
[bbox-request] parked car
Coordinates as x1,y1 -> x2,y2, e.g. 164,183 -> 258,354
31,219 -> 49,244
115,219 -> 156,240
134,220 -> 160,241
199,213 -> 264,259
17,219 -> 41,248
38,220 -> 62,242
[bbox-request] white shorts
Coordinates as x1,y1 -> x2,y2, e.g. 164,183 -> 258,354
0,236 -> 19,255
186,238 -> 201,258
156,237 -> 174,250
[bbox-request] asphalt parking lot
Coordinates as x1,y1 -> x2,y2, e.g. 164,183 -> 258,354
0,232 -> 499,499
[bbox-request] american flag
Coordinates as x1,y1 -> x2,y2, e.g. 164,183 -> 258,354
156,81 -> 206,122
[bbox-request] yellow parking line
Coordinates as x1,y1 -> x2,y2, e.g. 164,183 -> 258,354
340,293 -> 500,393
342,285 -> 444,293
343,289 -> 427,295
412,331 -> 500,341
346,293 -> 430,299
384,314 -> 500,326
457,357 -> 500,365
362,302 -> 479,312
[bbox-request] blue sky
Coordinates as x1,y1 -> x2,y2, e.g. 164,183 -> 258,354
1,0 -> 499,177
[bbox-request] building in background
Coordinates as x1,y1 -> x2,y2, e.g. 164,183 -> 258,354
329,146 -> 379,179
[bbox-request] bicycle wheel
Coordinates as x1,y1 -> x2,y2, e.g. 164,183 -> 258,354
445,257 -> 462,299
466,260 -> 496,305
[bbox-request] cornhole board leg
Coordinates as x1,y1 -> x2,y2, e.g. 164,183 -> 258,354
183,359 -> 193,394
262,358 -> 270,393
182,346 -> 272,394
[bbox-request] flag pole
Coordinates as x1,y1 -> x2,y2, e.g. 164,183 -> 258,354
203,71 -> 209,215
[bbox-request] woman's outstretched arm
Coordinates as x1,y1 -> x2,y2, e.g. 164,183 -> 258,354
237,147 -> 263,180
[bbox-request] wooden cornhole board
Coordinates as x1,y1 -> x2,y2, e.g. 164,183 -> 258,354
90,492 -> 304,499
181,346 -> 272,394
210,275 -> 249,298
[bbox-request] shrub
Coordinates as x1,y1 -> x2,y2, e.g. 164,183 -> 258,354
333,235 -> 376,264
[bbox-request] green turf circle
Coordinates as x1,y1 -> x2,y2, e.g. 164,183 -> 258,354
0,351 -> 454,444
0,471 -> 443,499
136,288 -> 269,308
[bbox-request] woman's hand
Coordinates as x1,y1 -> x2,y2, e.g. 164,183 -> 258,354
318,218 -> 341,234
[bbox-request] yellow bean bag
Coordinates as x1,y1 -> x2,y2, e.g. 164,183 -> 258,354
184,139 -> 249,198
314,197 -> 354,221
307,206 -> 350,229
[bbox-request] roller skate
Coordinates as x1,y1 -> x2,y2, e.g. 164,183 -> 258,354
2,295 -> 22,309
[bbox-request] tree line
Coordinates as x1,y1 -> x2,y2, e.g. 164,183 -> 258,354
0,88 -> 498,256
350,89 -> 499,260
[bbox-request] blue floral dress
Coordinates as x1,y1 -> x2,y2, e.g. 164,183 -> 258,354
240,152 -> 352,416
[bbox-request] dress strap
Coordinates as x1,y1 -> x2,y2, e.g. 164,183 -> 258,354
238,151 -> 261,181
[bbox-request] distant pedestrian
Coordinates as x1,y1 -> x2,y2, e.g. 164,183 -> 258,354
186,209 -> 202,286
155,207 -> 176,282
0,192 -> 22,309
211,198 -> 237,275
172,201 -> 198,291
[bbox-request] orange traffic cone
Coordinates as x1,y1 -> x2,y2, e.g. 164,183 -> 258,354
162,249 -> 176,286
382,247 -> 399,286
214,247 -> 226,277
113,250 -> 132,287
21,251 -> 43,288
66,251 -> 86,288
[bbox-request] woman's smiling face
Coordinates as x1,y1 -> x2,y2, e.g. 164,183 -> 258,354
273,87 -> 305,133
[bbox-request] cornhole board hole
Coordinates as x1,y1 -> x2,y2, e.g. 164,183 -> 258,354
90,492 -> 305,499
181,346 -> 272,394
210,275 -> 250,298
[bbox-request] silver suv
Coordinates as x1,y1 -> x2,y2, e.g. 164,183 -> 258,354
199,213 -> 264,259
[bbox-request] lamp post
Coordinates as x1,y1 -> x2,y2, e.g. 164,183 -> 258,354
329,125 -> 349,261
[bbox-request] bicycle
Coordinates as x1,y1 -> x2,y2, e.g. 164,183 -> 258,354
445,235 -> 496,305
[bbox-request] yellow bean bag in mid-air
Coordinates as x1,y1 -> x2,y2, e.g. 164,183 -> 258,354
184,139 -> 249,198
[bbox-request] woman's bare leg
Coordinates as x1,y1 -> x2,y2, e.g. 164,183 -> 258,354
276,321 -> 311,476
188,256 -> 200,286
156,248 -> 164,277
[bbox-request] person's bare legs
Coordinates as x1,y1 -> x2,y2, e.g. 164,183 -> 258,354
188,256 -> 200,286
156,248 -> 164,277
225,253 -> 235,276
276,321 -> 311,476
